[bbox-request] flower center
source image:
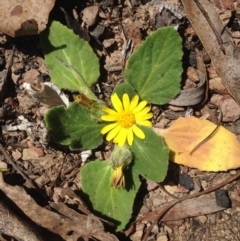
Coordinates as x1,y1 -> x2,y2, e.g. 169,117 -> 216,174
118,111 -> 135,128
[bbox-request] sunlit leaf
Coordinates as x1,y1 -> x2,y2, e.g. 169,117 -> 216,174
124,26 -> 183,105
40,21 -> 99,100
81,160 -> 141,230
131,126 -> 169,181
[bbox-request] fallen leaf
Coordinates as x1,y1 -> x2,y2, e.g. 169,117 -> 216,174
169,70 -> 206,106
154,116 -> 240,171
181,0 -> 240,107
0,0 -> 55,37
0,172 -> 119,241
140,193 -> 228,222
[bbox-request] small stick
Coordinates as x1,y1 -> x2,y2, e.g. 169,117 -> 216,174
194,0 -> 226,54
189,124 -> 220,155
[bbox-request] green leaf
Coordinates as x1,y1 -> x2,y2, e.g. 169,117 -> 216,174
113,82 -> 137,99
124,26 -> 183,104
131,126 -> 169,181
81,160 -> 141,230
44,103 -> 104,150
40,21 -> 99,100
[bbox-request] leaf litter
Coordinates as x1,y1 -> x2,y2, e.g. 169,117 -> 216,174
0,0 -> 240,241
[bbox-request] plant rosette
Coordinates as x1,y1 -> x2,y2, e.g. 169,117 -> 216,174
41,21 -> 183,230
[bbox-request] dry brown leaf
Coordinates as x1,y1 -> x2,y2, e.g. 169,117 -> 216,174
0,199 -> 43,241
0,173 -> 118,241
169,70 -> 206,106
140,194 -> 228,222
181,0 -> 240,106
154,116 -> 240,171
0,0 -> 55,37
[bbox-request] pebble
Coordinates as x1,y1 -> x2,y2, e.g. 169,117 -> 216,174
187,67 -> 199,82
103,39 -> 116,49
156,234 -> 168,241
209,77 -> 227,94
129,229 -> 143,241
211,94 -> 240,122
194,215 -> 207,225
11,149 -> 22,160
22,148 -> 39,160
82,6 -> 99,27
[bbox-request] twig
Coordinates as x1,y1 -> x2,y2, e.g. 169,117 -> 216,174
194,0 -> 226,54
189,124 -> 220,155
48,158 -> 64,191
0,143 -> 41,191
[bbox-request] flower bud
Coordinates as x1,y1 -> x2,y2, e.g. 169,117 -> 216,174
110,145 -> 132,189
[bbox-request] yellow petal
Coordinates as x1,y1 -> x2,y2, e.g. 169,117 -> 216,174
135,113 -> 153,121
101,123 -> 118,134
115,128 -> 127,146
123,94 -> 130,111
106,125 -> 121,141
111,93 -> 123,113
101,115 -> 119,121
132,125 -> 145,139
135,106 -> 151,116
102,107 -> 119,116
136,120 -> 152,127
133,100 -> 147,113
129,95 -> 139,111
127,128 -> 134,145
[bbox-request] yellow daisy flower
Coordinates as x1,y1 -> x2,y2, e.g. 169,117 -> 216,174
101,93 -> 153,146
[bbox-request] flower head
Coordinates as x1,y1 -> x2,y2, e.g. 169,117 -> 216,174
110,144 -> 132,189
111,164 -> 125,189
101,93 -> 153,146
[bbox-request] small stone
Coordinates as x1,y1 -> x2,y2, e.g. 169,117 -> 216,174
168,105 -> 185,111
82,6 -> 99,27
152,224 -> 159,233
187,67 -> 199,82
156,234 -> 168,241
103,39 -> 116,49
130,229 -> 143,241
164,185 -> 177,195
229,170 -> 237,175
211,94 -> 240,122
215,189 -> 231,208
11,149 -> 22,160
22,148 -> 39,160
209,77 -> 227,94
194,215 -> 207,224
179,172 -> 194,190
207,66 -> 218,78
